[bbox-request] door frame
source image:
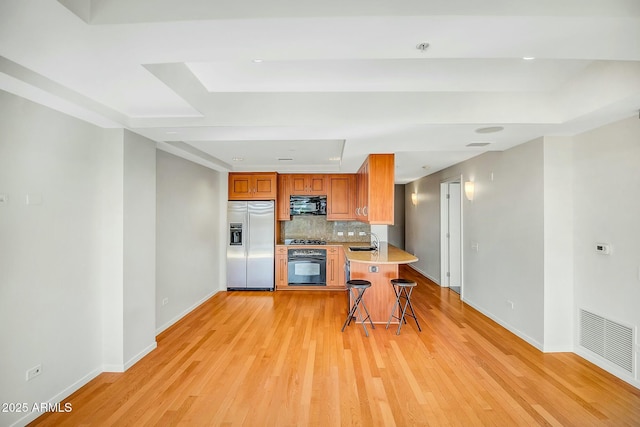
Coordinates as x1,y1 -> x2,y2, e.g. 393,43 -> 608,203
440,175 -> 464,299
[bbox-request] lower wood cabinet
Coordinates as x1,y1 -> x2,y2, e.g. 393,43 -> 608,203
275,246 -> 288,288
326,246 -> 345,287
275,245 -> 345,290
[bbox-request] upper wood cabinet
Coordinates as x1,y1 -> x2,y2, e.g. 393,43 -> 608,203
228,173 -> 277,200
277,174 -> 291,221
327,174 -> 356,221
355,154 -> 395,225
289,174 -> 327,195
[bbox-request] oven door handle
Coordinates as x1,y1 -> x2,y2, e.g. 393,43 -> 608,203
288,257 -> 325,262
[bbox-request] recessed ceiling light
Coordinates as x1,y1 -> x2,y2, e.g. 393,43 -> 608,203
475,126 -> 504,134
252,59 -> 263,63
232,157 -> 244,161
522,56 -> 535,60
467,142 -> 492,147
329,157 -> 341,161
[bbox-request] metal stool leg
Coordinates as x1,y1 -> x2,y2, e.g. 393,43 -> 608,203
402,286 -> 421,332
342,285 -> 375,336
354,289 -> 375,336
386,283 -> 402,329
395,286 -> 421,335
341,288 -> 358,331
387,280 -> 421,335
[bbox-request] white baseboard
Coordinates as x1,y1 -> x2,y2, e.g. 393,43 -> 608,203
124,341 -> 157,371
10,368 -> 102,427
575,347 -> 640,390
101,363 -> 125,373
102,341 -> 157,373
406,264 -> 441,286
462,297 -> 544,351
542,343 -> 574,353
155,290 -> 218,335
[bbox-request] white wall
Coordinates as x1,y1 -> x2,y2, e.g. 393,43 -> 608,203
155,150 -> 222,334
123,130 -> 157,367
407,140 -> 547,348
388,184 -> 405,249
572,116 -> 640,384
0,91 -> 116,426
542,137 -> 574,351
405,115 -> 640,386
0,91 -> 164,426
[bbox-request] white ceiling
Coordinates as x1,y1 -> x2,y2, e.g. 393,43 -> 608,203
1,0 -> 639,183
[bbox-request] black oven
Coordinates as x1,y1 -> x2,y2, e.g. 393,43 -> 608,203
288,248 -> 326,285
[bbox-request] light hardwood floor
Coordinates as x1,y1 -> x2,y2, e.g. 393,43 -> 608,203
31,265 -> 640,426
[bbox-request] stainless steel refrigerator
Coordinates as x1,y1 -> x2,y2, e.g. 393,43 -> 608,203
226,200 -> 275,290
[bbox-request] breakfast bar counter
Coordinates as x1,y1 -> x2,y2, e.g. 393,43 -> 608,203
340,242 -> 418,265
342,243 -> 418,324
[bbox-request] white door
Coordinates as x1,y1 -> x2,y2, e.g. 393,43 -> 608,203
448,183 -> 462,292
441,179 -> 462,294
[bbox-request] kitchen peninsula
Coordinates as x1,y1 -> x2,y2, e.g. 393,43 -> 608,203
345,242 -> 418,324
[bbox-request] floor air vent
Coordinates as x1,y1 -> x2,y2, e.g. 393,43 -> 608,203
579,309 -> 634,374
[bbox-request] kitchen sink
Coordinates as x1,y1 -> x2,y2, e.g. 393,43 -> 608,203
348,246 -> 377,252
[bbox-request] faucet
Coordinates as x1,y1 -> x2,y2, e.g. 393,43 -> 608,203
366,231 -> 380,250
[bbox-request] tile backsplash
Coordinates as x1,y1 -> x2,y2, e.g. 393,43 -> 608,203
281,216 -> 370,242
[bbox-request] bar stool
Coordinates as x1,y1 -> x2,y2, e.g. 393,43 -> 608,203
341,279 -> 375,337
386,278 -> 422,335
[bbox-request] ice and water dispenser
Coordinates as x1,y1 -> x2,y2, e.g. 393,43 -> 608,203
229,223 -> 243,246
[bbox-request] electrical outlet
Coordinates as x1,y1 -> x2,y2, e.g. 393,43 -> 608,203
337,231 -> 344,236
347,231 -> 354,236
162,297 -> 169,306
506,300 -> 514,310
26,364 -> 42,381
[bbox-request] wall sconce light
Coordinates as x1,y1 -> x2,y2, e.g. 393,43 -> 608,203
464,181 -> 475,201
411,192 -> 418,206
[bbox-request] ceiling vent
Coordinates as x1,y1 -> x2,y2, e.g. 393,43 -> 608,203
475,126 -> 504,134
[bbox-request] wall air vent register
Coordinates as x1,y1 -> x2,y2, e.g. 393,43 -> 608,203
579,309 -> 634,374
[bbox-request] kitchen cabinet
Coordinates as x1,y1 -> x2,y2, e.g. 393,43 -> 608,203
355,154 -> 395,224
326,246 -> 345,287
275,245 -> 288,288
277,174 -> 291,221
327,174 -> 356,221
289,174 -> 327,195
228,173 -> 277,200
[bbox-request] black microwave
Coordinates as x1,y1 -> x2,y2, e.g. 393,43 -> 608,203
290,195 -> 327,216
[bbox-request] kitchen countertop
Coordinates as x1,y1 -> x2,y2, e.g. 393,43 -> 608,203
340,242 -> 418,265
276,241 -> 417,264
